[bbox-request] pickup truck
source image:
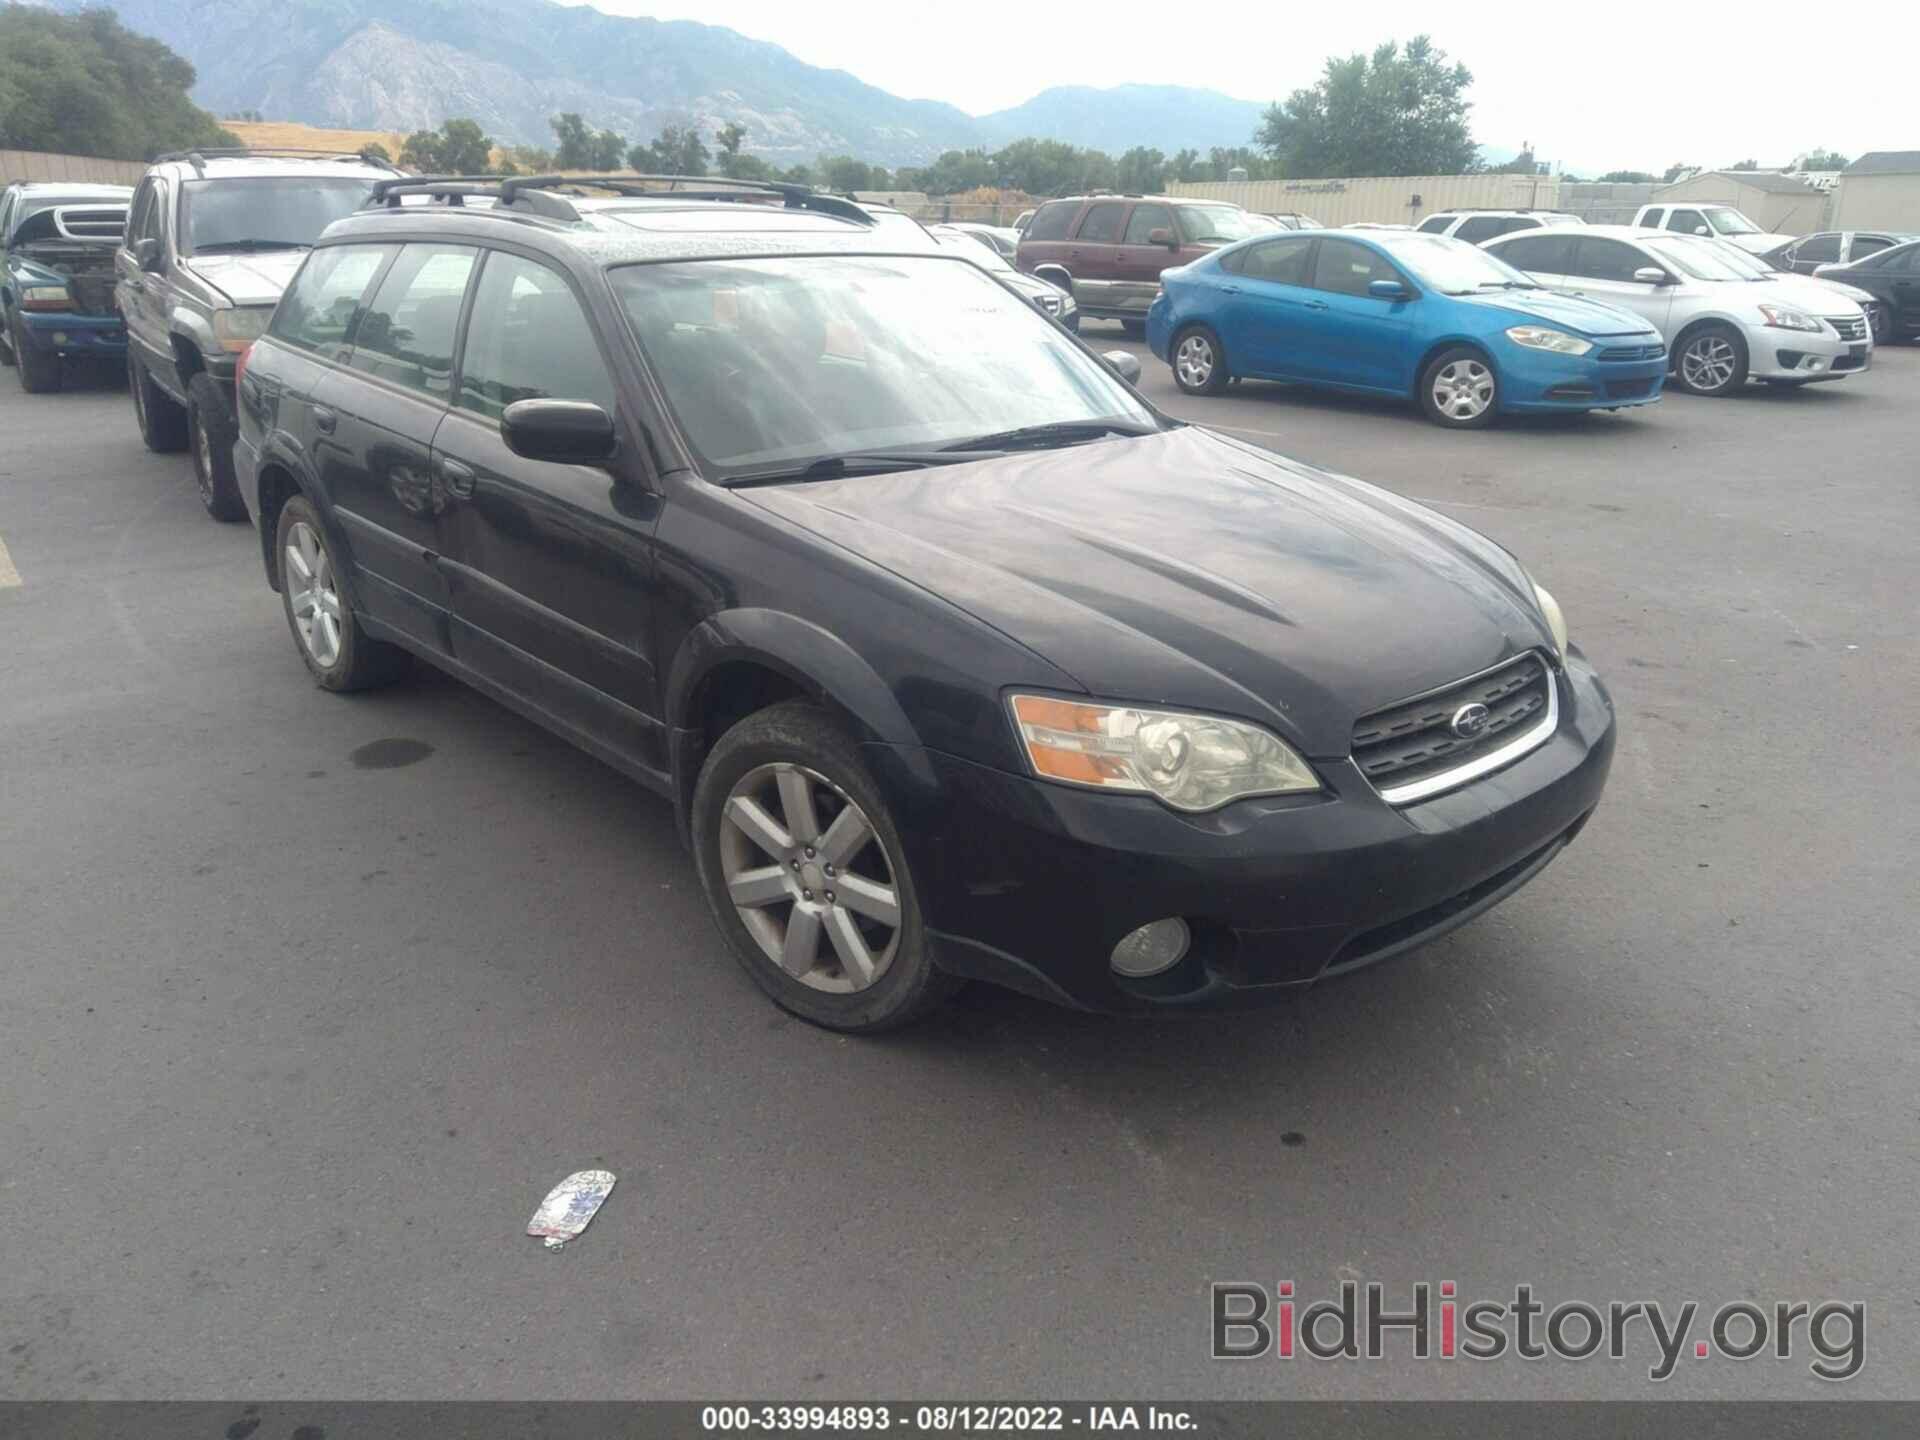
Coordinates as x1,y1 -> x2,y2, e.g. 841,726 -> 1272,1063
0,182 -> 132,393
1631,202 -> 1794,256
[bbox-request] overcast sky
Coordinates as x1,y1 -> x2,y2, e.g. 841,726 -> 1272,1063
553,0 -> 1914,172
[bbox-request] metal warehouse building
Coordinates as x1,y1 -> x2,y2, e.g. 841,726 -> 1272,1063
1830,152 -> 1920,232
1648,170 -> 1829,235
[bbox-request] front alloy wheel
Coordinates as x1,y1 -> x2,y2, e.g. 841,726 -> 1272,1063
1674,325 -> 1747,396
1419,346 -> 1499,428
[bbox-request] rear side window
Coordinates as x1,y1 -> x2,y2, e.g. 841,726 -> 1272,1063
1024,201 -> 1076,242
1075,203 -> 1126,243
1417,214 -> 1454,234
1796,233 -> 1841,263
1241,237 -> 1314,285
1850,235 -> 1891,260
270,244 -> 395,360
1454,216 -> 1513,244
1495,234 -> 1574,274
458,252 -> 615,420
347,243 -> 477,399
1568,238 -> 1654,283
1310,238 -> 1398,297
1123,204 -> 1172,245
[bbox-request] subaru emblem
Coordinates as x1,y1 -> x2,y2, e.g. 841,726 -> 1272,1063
1450,703 -> 1491,739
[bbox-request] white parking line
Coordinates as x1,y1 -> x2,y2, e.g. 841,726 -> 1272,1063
0,533 -> 20,589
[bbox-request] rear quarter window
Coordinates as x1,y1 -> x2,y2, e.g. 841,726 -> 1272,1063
1023,201 -> 1077,243
1417,215 -> 1454,235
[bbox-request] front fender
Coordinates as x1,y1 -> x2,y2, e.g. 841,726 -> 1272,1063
167,305 -> 220,374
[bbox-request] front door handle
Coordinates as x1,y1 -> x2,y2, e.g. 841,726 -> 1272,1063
439,457 -> 476,499
1304,299 -> 1330,311
311,405 -> 337,434
1221,284 -> 1243,294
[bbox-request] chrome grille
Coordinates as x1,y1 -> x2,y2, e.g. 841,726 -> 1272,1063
1826,314 -> 1868,342
1352,653 -> 1557,803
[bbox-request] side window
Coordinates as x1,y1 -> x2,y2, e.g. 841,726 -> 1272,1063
1495,233 -> 1573,274
138,180 -> 168,248
1023,201 -> 1076,242
1569,238 -> 1655,283
458,252 -> 615,421
0,189 -> 15,244
1310,238 -> 1397,297
1217,247 -> 1246,275
1122,204 -> 1171,245
1850,235 -> 1891,260
119,183 -> 148,246
1890,246 -> 1920,273
1074,203 -> 1126,243
1417,214 -> 1453,234
347,243 -> 477,398
269,244 -> 396,360
1796,233 -> 1841,263
1667,209 -> 1706,235
1241,237 -> 1314,285
1453,216 -> 1508,245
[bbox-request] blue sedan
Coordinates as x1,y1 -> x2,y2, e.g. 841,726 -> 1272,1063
1146,230 -> 1668,428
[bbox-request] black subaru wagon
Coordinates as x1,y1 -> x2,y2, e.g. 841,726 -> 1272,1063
233,175 -> 1615,1032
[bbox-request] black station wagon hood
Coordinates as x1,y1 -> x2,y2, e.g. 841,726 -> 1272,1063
740,426 -> 1555,758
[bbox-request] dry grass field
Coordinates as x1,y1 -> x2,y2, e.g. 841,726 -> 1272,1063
225,119 -> 411,160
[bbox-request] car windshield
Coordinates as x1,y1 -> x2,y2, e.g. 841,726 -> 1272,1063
610,254 -> 1157,480
1703,207 -> 1762,236
1699,238 -> 1776,278
1644,237 -> 1753,282
182,177 -> 374,254
1174,205 -> 1263,244
1380,234 -> 1536,294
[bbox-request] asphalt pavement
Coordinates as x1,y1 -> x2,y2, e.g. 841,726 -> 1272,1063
2,340 -> 1916,1400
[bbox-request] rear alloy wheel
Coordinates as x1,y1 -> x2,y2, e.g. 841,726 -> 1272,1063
275,495 -> 410,692
1419,346 -> 1498,428
692,702 -> 956,1031
187,371 -> 247,521
1672,324 -> 1748,396
1171,325 -> 1229,396
11,309 -> 61,394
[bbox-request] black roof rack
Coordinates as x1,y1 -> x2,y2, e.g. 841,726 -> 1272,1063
365,172 -> 876,225
154,146 -> 401,174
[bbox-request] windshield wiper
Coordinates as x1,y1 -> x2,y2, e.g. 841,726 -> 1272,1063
726,452 -> 975,487
1476,280 -> 1536,290
190,240 -> 311,255
939,420 -> 1156,453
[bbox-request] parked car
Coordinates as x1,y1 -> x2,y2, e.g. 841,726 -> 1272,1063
0,182 -> 131,392
1415,210 -> 1584,243
116,148 -> 397,521
1690,236 -> 1884,345
1012,208 -> 1035,234
1017,194 -> 1266,334
1147,229 -> 1666,428
929,223 -> 1079,330
234,174 -> 1611,1030
1485,227 -> 1872,395
944,221 -> 1019,261
1261,212 -> 1325,230
1812,238 -> 1920,343
1629,202 -> 1791,256
1344,222 -> 1413,231
1763,230 -> 1917,279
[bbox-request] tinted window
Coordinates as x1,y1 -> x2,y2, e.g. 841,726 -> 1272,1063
1241,237 -> 1314,285
1666,209 -> 1707,235
1217,247 -> 1245,276
1851,235 -> 1891,259
1568,237 -> 1656,283
1797,233 -> 1841,263
1454,216 -> 1512,244
459,253 -> 615,420
1888,245 -> 1920,273
127,179 -> 165,248
269,244 -> 395,360
1311,238 -> 1397,297
1495,233 -> 1574,273
347,243 -> 476,398
1417,215 -> 1454,234
1075,203 -> 1126,243
1024,201 -> 1076,242
182,177 -> 373,254
1123,204 -> 1172,245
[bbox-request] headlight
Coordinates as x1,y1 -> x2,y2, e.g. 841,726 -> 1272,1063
1009,694 -> 1319,812
19,284 -> 73,312
1530,580 -> 1568,658
1505,325 -> 1592,355
212,306 -> 273,353
1757,304 -> 1821,332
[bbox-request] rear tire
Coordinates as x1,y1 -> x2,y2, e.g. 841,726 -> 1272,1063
275,494 -> 411,692
1170,324 -> 1229,396
11,310 -> 61,394
188,371 -> 247,521
691,701 -> 957,1032
1671,323 -> 1748,396
1418,345 -> 1498,429
0,307 -> 15,367
130,354 -> 189,452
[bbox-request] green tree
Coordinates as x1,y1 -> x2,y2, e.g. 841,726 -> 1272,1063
1116,146 -> 1167,193
398,119 -> 494,173
630,125 -> 708,176
914,148 -> 997,195
1486,145 -> 1539,176
716,123 -> 745,162
1597,169 -> 1657,183
819,154 -> 887,191
1728,158 -> 1759,171
358,141 -> 392,165
0,5 -> 236,160
1169,148 -> 1202,182
1798,148 -> 1849,171
1256,36 -> 1476,178
1206,146 -> 1271,181
551,112 -> 593,168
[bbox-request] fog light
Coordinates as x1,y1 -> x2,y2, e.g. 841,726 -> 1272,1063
1807,358 -> 1825,371
51,332 -> 69,346
1110,918 -> 1191,978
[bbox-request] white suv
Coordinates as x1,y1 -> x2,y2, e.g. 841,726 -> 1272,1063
1485,225 -> 1870,396
1414,210 -> 1583,244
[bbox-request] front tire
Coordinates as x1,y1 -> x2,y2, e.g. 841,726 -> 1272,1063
1170,324 -> 1229,396
1419,345 -> 1498,428
1672,323 -> 1748,396
130,354 -> 189,452
11,310 -> 61,394
275,494 -> 410,692
691,701 -> 956,1032
187,371 -> 246,521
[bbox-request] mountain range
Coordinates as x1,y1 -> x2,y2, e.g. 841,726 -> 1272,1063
47,0 -> 1271,166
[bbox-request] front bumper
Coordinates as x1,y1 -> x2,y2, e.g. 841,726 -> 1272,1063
1744,323 -> 1867,381
887,650 -> 1616,1013
1499,341 -> 1666,413
17,310 -> 125,358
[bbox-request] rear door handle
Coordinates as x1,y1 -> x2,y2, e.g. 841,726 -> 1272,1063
1304,299 -> 1330,311
439,457 -> 476,499
1221,284 -> 1243,294
311,405 -> 337,434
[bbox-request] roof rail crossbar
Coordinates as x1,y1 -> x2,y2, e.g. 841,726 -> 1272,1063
367,174 -> 512,206
152,146 -> 402,173
497,173 -> 874,224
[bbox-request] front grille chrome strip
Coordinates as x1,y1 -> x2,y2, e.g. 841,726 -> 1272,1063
1374,667 -> 1561,806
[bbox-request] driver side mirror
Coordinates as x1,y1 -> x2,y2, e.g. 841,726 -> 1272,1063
1368,279 -> 1412,301
1693,226 -> 1710,237
1632,266 -> 1670,286
1147,227 -> 1176,250
502,399 -> 617,464
134,237 -> 164,272
1101,350 -> 1142,384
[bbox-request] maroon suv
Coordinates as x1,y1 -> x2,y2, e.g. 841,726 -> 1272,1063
1015,195 -> 1268,333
